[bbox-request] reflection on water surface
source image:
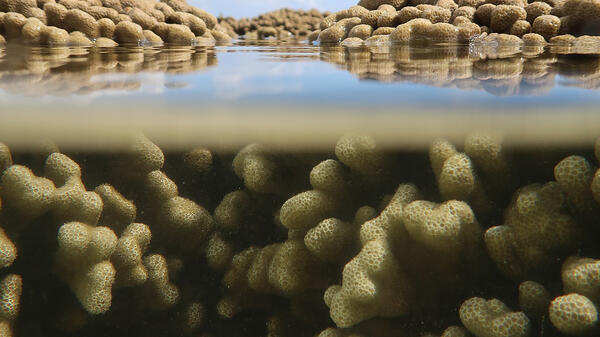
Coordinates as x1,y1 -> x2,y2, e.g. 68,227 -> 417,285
0,45 -> 216,96
0,40 -> 599,98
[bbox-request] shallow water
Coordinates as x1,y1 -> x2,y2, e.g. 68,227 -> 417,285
1,40 -> 600,150
1,40 -> 600,337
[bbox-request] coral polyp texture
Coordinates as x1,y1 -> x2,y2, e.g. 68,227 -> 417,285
4,134 -> 600,336
310,0 -> 600,47
218,8 -> 328,40
0,0 -> 233,46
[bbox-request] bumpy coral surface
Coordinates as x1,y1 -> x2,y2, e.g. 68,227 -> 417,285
311,0 -> 600,46
2,134 -> 600,337
0,0 -> 233,46
219,8 -> 327,39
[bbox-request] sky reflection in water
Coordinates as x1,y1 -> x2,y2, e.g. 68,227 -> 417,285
0,41 -> 600,110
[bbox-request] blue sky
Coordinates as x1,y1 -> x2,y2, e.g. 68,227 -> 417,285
190,0 -> 352,18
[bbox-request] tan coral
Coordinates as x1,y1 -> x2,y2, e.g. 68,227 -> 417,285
518,280 -> 551,319
325,239 -> 411,328
459,297 -> 531,337
335,134 -> 386,178
213,190 -> 250,233
0,228 -> 16,270
183,148 -> 212,174
310,159 -> 351,194
70,261 -> 116,314
561,256 -> 600,303
279,190 -> 342,233
490,5 -> 527,33
1,165 -> 55,220
402,200 -> 481,253
168,11 -> 206,35
156,196 -> 213,252
268,239 -> 326,296
138,254 -> 180,310
304,218 -> 357,263
554,155 -> 597,214
549,293 -> 598,335
64,9 -> 99,37
114,21 -> 144,43
0,143 -> 12,175
111,223 -> 151,287
532,14 -> 560,40
95,184 -> 136,231
141,170 -> 178,205
0,274 -> 22,332
56,222 -> 117,314
205,231 -> 234,271
484,182 -> 580,280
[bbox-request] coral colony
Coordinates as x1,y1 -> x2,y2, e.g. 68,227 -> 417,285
2,0 -> 600,336
2,132 -> 600,336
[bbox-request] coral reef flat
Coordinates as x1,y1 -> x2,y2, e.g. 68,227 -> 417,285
3,130 -> 600,337
2,0 -> 600,335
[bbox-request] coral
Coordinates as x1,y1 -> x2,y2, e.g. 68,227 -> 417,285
490,5 -> 527,33
526,2 -> 552,22
304,218 -> 357,263
518,281 -> 551,319
0,274 -> 22,336
554,155 -> 597,214
111,223 -> 151,287
441,326 -> 471,337
155,196 -> 213,252
1,165 -> 55,220
358,0 -> 407,10
279,190 -> 342,233
402,200 -> 481,253
429,139 -> 491,213
141,170 -> 178,205
64,9 -> 99,37
459,297 -> 531,337
549,293 -> 598,335
94,184 -> 136,232
205,231 -> 234,271
0,143 -> 12,173
348,23 -> 373,39
180,302 -> 204,334
70,261 -> 116,315
40,25 -> 70,44
561,256 -> 600,303
47,155 -> 103,225
168,11 -> 205,35
128,7 -> 156,30
335,134 -> 386,178
484,182 -> 580,280
324,239 -> 412,328
3,12 -> 28,39
114,21 -> 144,43
510,20 -> 531,36
56,222 -> 117,314
183,148 -> 212,175
324,184 -> 418,328
532,14 -> 561,39
138,254 -> 180,310
143,29 -> 163,44
213,190 -> 250,233
268,239 -> 326,296
0,228 -> 17,269
310,159 -> 351,194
